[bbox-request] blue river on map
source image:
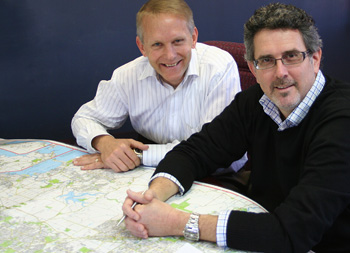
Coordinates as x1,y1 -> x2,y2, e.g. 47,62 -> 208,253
59,191 -> 102,207
0,149 -> 16,157
1,141 -> 87,176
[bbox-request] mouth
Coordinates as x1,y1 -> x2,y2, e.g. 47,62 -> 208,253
162,60 -> 181,68
275,84 -> 293,90
273,79 -> 295,90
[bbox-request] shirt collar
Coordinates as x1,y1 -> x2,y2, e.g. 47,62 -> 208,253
259,70 -> 326,131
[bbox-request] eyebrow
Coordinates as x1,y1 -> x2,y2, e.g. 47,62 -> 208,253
256,49 -> 303,59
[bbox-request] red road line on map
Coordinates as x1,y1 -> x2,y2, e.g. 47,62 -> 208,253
0,143 -> 49,155
193,181 -> 267,212
0,140 -> 87,155
1,150 -> 72,174
0,141 -> 88,174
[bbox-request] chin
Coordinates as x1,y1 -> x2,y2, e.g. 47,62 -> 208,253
277,99 -> 300,112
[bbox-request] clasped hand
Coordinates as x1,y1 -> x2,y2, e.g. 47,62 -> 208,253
73,137 -> 148,172
122,189 -> 186,239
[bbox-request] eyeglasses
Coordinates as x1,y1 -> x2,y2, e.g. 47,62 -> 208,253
253,50 -> 311,70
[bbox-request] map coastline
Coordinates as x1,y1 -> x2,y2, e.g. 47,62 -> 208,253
1,139 -> 266,252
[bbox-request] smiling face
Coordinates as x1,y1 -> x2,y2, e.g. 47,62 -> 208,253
248,29 -> 322,118
136,13 -> 198,88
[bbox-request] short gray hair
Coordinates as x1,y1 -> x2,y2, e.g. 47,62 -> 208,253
244,3 -> 323,61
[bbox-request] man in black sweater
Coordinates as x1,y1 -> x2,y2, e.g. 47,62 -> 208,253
122,3 -> 350,252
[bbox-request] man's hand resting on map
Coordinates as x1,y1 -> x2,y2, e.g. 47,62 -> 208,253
123,189 -> 188,239
74,135 -> 148,173
122,188 -> 218,242
73,153 -> 107,170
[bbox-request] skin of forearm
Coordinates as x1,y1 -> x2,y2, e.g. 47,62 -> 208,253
91,134 -> 113,151
198,214 -> 218,242
168,208 -> 218,242
170,212 -> 218,242
149,177 -> 218,242
149,177 -> 179,201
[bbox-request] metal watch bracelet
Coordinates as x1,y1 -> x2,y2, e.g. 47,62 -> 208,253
183,212 -> 200,241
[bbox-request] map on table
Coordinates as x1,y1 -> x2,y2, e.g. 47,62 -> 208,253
0,139 -> 266,253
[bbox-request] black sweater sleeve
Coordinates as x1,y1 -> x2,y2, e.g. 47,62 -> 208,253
154,84 -> 261,192
154,78 -> 350,252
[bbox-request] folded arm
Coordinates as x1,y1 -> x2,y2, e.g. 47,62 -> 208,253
123,177 -> 218,242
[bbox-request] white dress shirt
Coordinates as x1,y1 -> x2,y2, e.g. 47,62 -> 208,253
72,42 -> 246,169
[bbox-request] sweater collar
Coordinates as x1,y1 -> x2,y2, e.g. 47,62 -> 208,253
259,70 -> 326,131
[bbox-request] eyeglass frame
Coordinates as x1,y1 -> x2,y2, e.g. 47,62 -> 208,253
253,50 -> 312,70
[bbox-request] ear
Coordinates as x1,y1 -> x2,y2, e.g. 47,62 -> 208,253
191,27 -> 199,49
136,36 -> 146,56
312,48 -> 322,74
247,61 -> 257,78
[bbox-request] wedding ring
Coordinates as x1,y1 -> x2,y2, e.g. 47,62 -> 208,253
95,158 -> 99,163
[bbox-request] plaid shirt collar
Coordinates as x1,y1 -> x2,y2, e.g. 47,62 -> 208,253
259,71 -> 325,131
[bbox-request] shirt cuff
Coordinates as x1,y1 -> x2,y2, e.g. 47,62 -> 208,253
143,142 -> 179,166
217,210 -> 231,247
149,172 -> 185,195
212,153 -> 248,175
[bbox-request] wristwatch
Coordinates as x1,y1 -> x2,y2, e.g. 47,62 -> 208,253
133,148 -> 143,164
183,212 -> 200,241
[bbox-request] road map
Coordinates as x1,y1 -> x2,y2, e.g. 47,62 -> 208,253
0,139 -> 266,252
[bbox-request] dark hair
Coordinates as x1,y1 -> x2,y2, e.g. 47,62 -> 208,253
244,3 -> 322,61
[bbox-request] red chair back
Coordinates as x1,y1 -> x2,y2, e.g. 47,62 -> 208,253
204,41 -> 256,91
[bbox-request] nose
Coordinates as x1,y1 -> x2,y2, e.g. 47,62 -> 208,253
164,44 -> 177,60
274,59 -> 288,79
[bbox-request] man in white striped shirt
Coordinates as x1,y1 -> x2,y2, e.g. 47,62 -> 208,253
71,0 -> 245,173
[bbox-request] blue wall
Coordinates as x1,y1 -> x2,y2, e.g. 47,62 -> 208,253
1,0 -> 349,141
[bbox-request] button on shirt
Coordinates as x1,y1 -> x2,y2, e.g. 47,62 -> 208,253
72,42 -> 244,168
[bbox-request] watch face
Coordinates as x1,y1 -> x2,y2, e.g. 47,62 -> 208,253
133,148 -> 143,164
134,148 -> 142,154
